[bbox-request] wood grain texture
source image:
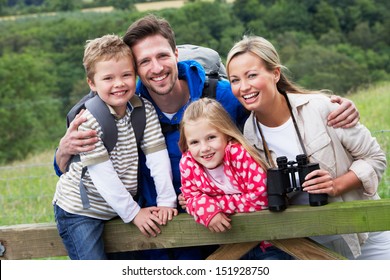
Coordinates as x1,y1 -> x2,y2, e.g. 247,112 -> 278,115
1,199 -> 389,259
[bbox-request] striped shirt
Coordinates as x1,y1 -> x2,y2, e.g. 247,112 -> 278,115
53,95 -> 166,220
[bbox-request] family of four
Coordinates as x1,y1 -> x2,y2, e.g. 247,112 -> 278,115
52,14 -> 390,260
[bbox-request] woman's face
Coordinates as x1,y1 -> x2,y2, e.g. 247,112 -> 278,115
228,52 -> 280,113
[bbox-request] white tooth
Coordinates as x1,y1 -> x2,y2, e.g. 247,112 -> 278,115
153,74 -> 166,81
243,92 -> 257,99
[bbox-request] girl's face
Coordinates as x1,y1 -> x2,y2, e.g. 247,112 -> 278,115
88,56 -> 136,117
228,52 -> 280,113
184,117 -> 229,169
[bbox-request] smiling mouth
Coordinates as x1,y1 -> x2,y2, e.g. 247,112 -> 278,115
202,153 -> 215,160
112,90 -> 127,96
243,92 -> 259,100
151,73 -> 168,82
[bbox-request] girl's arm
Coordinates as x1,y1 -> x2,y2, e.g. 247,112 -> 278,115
180,156 -> 222,226
212,149 -> 268,213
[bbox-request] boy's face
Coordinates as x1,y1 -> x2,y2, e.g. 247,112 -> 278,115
88,56 -> 136,117
131,34 -> 179,97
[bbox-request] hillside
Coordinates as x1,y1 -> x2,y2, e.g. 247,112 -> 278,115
0,82 -> 389,226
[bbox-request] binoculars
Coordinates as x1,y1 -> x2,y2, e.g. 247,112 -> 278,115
267,154 -> 328,212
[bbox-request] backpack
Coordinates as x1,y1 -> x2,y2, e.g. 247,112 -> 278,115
160,44 -> 227,134
177,44 -> 227,79
178,43 -> 227,100
66,92 -> 145,209
66,44 -> 226,208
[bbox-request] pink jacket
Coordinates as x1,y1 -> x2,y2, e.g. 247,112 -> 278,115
180,142 -> 268,226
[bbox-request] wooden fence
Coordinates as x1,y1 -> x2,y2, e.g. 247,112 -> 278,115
1,199 -> 390,260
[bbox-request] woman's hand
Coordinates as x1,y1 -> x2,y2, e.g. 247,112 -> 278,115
301,169 -> 339,197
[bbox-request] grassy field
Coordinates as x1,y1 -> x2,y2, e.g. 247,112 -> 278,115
0,82 -> 389,227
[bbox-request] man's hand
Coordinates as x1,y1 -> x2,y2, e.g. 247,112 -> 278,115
56,109 -> 98,172
327,96 -> 360,128
132,207 -> 163,238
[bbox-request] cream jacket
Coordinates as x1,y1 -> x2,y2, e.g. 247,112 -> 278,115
244,93 -> 387,258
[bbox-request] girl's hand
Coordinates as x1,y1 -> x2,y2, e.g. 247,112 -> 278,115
153,206 -> 178,225
207,213 -> 232,233
302,169 -> 339,197
178,193 -> 187,210
132,207 -> 162,237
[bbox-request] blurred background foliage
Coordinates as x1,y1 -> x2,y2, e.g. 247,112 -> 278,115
0,0 -> 389,164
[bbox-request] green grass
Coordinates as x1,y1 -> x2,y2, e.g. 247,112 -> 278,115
346,82 -> 390,198
0,82 -> 389,227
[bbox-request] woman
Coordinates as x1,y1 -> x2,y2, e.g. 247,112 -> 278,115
226,35 -> 389,259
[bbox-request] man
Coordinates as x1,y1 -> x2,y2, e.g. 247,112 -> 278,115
54,14 -> 359,259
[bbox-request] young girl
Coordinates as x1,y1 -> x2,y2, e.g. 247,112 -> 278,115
178,98 -> 268,233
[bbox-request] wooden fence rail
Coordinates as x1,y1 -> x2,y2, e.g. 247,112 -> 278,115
1,199 -> 390,260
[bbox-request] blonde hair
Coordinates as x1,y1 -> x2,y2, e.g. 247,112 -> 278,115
226,35 -> 311,95
83,34 -> 135,82
179,98 -> 268,169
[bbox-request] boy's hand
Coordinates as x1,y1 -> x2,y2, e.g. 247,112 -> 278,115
327,96 -> 360,128
153,206 -> 178,225
207,213 -> 232,233
132,207 -> 162,237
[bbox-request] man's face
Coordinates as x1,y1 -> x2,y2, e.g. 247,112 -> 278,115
131,34 -> 179,97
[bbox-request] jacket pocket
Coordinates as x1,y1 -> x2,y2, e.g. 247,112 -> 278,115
305,132 -> 336,176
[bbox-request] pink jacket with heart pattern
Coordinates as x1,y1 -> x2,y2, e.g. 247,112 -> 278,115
180,142 -> 268,227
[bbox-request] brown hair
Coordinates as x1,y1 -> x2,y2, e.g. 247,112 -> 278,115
123,14 -> 176,52
83,34 -> 134,82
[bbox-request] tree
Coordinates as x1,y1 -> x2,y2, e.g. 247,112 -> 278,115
0,51 -> 63,163
45,0 -> 80,11
310,0 -> 340,38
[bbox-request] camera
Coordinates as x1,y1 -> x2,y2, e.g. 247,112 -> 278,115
267,154 -> 328,212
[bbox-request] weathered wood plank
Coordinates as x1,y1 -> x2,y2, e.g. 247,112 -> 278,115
1,199 -> 390,260
271,238 -> 346,260
206,242 -> 259,260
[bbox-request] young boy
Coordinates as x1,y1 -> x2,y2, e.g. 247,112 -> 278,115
52,34 -> 177,260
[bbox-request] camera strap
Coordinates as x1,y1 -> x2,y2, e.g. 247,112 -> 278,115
255,92 -> 307,168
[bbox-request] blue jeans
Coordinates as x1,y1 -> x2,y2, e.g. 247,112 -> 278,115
54,204 -> 107,260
